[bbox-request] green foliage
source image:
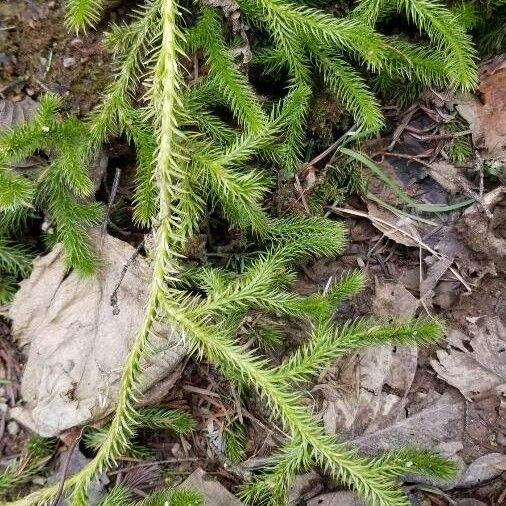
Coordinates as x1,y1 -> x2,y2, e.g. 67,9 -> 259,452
224,422 -> 248,463
0,238 -> 32,303
65,0 -> 105,31
452,0 -> 505,55
137,407 -> 196,433
96,486 -> 132,506
83,428 -> 153,459
96,485 -> 203,506
446,118 -> 472,163
84,407 -> 194,458
189,7 -> 267,133
0,436 -> 55,497
3,0 -> 476,505
0,95 -> 104,275
137,488 -> 203,506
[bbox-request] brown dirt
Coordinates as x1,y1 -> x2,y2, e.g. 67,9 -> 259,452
0,0 -> 113,113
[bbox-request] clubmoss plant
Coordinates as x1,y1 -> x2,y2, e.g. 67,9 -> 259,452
0,436 -> 55,497
96,485 -> 203,506
0,0 -> 478,504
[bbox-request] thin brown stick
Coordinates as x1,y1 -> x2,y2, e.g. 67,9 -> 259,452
49,428 -> 85,506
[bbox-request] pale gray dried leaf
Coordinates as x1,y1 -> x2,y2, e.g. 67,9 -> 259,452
350,392 -> 464,455
10,234 -> 185,437
288,472 -> 321,505
431,317 -> 506,400
458,453 -> 506,487
321,344 -> 418,437
434,226 -> 497,282
0,96 -> 38,131
373,279 -> 420,320
178,468 -> 243,506
458,187 -> 506,274
427,161 -> 462,195
420,256 -> 454,306
320,281 -> 420,439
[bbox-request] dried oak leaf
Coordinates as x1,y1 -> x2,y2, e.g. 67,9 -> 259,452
321,280 -> 421,438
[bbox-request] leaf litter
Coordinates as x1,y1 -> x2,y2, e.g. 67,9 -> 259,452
1,6 -> 506,503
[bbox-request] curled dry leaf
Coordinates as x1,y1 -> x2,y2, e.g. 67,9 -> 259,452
9,234 -> 185,437
431,317 -> 506,401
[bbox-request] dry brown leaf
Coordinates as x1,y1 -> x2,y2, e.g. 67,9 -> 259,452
350,391 -> 465,459
431,317 -> 506,401
456,55 -> 506,156
434,226 -> 497,282
420,256 -> 454,307
10,234 -> 185,437
427,161 -> 478,196
321,345 -> 419,438
321,280 -> 422,439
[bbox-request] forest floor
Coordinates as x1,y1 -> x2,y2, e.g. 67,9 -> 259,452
0,1 -> 505,505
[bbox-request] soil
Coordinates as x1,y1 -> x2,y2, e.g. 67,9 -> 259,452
0,2 -> 505,506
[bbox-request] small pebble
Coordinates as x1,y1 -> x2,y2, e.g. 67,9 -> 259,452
7,420 -> 20,436
63,57 -> 76,68
0,402 -> 8,414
